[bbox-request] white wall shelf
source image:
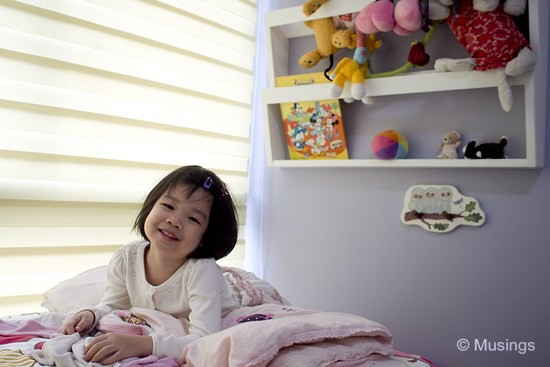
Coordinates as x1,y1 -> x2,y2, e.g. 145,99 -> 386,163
263,0 -> 547,168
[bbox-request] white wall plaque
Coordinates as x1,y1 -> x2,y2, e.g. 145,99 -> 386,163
401,185 -> 485,233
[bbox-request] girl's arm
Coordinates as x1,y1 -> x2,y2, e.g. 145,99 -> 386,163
93,247 -> 131,318
152,259 -> 229,359
59,247 -> 130,334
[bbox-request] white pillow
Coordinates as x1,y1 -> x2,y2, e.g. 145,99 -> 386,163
41,265 -> 288,314
41,265 -> 107,314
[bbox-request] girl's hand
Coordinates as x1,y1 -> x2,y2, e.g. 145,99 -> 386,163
84,333 -> 153,364
59,310 -> 95,335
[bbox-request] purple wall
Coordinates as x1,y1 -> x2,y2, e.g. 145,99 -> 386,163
257,2 -> 550,366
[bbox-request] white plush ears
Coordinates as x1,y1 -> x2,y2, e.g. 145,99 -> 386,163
473,0 -> 527,16
429,0 -> 451,20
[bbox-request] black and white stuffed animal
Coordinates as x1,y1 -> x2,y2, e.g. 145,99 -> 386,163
463,137 -> 508,159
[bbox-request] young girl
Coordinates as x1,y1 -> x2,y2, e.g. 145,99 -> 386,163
60,165 -> 239,364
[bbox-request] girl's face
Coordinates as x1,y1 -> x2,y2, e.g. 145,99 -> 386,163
144,184 -> 213,261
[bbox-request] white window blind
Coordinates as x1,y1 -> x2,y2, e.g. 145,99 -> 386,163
0,0 -> 257,317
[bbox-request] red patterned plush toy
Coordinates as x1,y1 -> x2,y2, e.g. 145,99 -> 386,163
434,0 -> 535,112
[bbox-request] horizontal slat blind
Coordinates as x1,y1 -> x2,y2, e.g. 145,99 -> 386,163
0,0 -> 256,317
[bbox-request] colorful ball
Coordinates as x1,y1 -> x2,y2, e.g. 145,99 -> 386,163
371,130 -> 409,160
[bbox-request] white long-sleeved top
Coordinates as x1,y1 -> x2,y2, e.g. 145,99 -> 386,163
89,240 -> 238,359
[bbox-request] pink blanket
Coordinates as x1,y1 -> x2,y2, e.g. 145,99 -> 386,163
179,304 -> 394,367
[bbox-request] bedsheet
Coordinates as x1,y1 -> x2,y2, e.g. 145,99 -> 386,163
0,307 -> 434,367
1,266 -> 435,366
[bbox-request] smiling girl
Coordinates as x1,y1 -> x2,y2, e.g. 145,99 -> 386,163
59,165 -> 239,364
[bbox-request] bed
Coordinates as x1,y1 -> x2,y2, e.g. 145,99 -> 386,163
0,266 -> 435,367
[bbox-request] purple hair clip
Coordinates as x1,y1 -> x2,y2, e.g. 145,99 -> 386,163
203,175 -> 229,197
203,176 -> 213,190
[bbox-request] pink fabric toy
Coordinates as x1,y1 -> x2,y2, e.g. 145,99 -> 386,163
355,0 -> 395,34
394,0 -> 423,35
356,0 -> 424,36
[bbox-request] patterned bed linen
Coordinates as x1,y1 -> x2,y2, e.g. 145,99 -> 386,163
1,266 -> 435,366
0,308 -> 434,367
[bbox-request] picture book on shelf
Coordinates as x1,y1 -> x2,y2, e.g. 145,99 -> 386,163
275,72 -> 348,160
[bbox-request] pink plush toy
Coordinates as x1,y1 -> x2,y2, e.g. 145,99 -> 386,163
356,0 -> 424,36
355,0 -> 395,34
394,0 -> 423,35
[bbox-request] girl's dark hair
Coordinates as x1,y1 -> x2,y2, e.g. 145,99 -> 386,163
133,165 -> 238,260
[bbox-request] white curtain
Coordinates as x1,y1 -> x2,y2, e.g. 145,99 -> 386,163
0,0 -> 256,316
245,0 -> 302,276
244,0 -> 274,277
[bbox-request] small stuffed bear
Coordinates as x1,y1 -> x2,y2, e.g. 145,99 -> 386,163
463,136 -> 508,159
437,130 -> 461,159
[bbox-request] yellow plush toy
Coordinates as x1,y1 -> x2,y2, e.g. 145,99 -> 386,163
331,27 -> 382,54
331,29 -> 356,50
328,34 -> 381,104
299,0 -> 340,69
328,57 -> 368,101
331,12 -> 369,65
302,0 -> 329,16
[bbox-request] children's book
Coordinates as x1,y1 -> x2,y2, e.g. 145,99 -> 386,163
275,72 -> 349,160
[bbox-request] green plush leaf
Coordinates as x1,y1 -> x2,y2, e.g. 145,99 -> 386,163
434,222 -> 449,231
465,213 -> 483,223
465,201 -> 477,212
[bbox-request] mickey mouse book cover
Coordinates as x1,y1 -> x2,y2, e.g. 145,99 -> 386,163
275,72 -> 348,160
